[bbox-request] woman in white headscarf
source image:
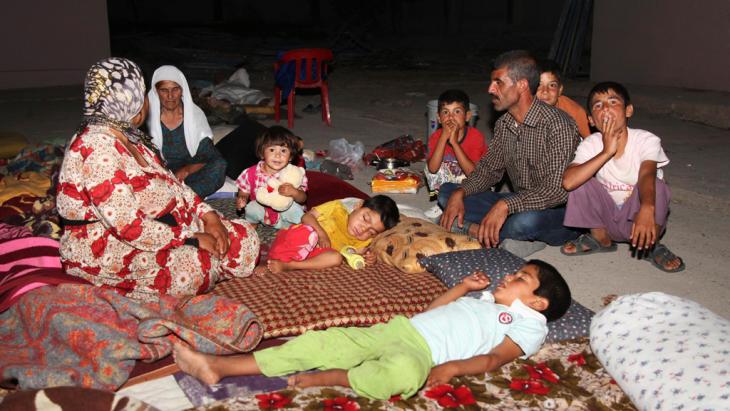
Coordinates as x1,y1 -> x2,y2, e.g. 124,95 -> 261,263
147,65 -> 226,198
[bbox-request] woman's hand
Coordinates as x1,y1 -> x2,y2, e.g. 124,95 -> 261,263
175,168 -> 190,182
201,211 -> 229,256
194,233 -> 222,259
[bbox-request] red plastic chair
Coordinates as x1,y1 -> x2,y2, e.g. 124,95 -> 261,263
274,48 -> 333,128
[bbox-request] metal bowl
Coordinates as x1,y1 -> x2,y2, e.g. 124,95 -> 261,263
375,157 -> 410,170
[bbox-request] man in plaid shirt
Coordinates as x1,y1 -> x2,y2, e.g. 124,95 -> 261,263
439,50 -> 579,253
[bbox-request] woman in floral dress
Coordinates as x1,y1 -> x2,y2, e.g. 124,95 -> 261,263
57,57 -> 259,302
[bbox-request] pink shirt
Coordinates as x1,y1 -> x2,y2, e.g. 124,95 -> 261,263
235,161 -> 308,195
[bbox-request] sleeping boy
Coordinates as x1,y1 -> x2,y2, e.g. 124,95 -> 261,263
256,195 -> 400,274
174,259 -> 571,400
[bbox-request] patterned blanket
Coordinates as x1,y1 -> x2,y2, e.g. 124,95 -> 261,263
178,337 -> 636,410
0,145 -> 64,239
0,283 -> 263,391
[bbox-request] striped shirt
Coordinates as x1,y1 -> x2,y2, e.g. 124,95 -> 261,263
461,98 -> 579,214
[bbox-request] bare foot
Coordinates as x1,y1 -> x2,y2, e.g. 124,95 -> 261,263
287,370 -> 350,389
267,259 -> 286,274
561,232 -> 613,254
173,344 -> 222,385
253,264 -> 270,276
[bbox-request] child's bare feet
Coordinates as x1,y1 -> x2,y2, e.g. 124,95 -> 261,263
173,344 -> 222,385
253,264 -> 270,276
267,259 -> 286,274
287,370 -> 349,389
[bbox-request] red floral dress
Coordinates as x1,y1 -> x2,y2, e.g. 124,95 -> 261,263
57,125 -> 259,302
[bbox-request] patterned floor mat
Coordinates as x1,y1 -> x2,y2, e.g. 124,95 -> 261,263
182,337 -> 636,410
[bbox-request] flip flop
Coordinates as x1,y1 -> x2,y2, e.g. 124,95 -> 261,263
644,243 -> 686,273
560,233 -> 617,256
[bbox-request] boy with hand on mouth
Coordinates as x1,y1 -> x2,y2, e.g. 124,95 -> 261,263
561,81 -> 684,272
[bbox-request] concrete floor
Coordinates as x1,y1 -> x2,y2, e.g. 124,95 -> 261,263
2,56 -> 729,319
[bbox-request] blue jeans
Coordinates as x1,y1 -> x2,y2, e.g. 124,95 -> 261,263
437,183 -> 578,246
244,201 -> 304,229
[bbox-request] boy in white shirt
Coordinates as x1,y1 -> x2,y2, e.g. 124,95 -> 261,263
561,81 -> 684,272
173,260 -> 571,400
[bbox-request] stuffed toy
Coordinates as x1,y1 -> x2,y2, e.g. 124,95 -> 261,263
255,164 -> 305,211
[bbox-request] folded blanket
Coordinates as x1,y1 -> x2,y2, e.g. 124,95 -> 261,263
0,236 -> 85,312
0,283 -> 263,390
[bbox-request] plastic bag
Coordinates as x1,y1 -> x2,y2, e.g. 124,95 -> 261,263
364,134 -> 426,164
328,138 -> 365,169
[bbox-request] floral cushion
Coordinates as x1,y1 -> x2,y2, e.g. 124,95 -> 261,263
418,248 -> 594,342
370,217 -> 481,273
590,292 -> 730,410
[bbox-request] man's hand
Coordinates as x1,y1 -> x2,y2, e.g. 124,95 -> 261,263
631,204 -> 656,250
439,189 -> 466,231
426,363 -> 458,387
477,200 -> 509,248
462,272 -> 490,291
278,183 -> 297,197
202,211 -> 229,256
194,232 -> 222,259
362,248 -> 377,265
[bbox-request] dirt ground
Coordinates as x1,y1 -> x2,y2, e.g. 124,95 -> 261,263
1,36 -> 728,319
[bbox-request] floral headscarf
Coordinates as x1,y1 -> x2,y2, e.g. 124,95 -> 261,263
80,57 -> 153,148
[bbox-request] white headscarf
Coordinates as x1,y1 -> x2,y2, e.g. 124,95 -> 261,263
147,65 -> 213,157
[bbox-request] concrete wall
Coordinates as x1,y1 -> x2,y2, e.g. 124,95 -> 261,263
107,0 -> 564,33
0,0 -> 110,89
591,0 -> 730,92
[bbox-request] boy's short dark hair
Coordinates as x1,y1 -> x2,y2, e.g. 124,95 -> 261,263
586,81 -> 632,112
362,195 -> 400,230
527,259 -> 571,322
538,59 -> 562,85
437,89 -> 470,112
255,125 -> 297,160
493,50 -> 540,95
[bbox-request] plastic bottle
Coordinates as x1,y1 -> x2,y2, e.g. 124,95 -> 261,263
340,246 -> 365,270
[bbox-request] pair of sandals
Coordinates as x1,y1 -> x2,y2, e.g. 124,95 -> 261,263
561,233 -> 685,273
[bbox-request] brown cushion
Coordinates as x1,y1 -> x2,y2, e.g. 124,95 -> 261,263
370,216 -> 482,273
212,262 -> 446,338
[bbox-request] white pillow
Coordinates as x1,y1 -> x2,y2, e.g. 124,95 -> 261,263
590,292 -> 730,410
